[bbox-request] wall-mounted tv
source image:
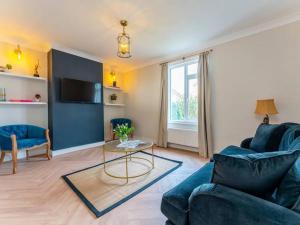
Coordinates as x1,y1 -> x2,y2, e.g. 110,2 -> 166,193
60,78 -> 101,104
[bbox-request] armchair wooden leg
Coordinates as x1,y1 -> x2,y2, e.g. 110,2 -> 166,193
0,152 -> 5,164
45,129 -> 51,160
26,150 -> 29,160
46,144 -> 51,160
12,150 -> 18,174
11,134 -> 18,174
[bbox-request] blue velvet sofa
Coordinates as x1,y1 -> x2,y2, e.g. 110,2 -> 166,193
161,123 -> 300,225
0,125 -> 51,174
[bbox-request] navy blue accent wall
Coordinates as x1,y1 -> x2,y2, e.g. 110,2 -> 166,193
48,49 -> 104,150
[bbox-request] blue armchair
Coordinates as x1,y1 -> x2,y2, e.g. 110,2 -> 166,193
0,125 -> 51,174
189,184 -> 300,225
161,122 -> 300,225
110,118 -> 133,140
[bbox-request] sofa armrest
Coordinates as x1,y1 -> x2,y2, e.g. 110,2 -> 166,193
0,131 -> 13,150
240,137 -> 253,148
27,125 -> 46,139
188,184 -> 300,225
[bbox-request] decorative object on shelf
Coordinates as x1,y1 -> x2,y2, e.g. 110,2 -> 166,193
110,93 -> 117,103
9,99 -> 33,102
117,20 -> 131,58
14,44 -> 22,60
34,94 -> 41,102
0,88 -> 6,101
0,64 -> 12,72
255,99 -> 278,124
33,60 -> 40,77
113,124 -> 134,142
110,70 -> 117,87
6,64 -> 12,70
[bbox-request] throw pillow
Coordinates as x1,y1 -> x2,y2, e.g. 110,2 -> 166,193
275,156 -> 300,208
278,125 -> 300,151
288,136 -> 300,151
292,195 -> 300,213
212,150 -> 300,198
250,124 -> 287,152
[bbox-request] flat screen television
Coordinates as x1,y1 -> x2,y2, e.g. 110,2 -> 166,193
60,78 -> 101,104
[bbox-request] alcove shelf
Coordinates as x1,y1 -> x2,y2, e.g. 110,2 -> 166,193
0,101 -> 47,105
104,103 -> 125,107
0,72 -> 47,81
103,86 -> 123,91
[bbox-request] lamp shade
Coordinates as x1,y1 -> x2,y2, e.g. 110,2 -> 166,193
255,99 -> 278,115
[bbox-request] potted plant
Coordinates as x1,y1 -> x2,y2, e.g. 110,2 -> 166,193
114,124 -> 134,142
0,64 -> 12,72
110,93 -> 117,103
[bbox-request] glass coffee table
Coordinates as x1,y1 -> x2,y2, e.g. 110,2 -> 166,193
102,140 -> 154,183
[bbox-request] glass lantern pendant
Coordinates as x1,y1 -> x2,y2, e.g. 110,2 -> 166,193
117,20 -> 131,58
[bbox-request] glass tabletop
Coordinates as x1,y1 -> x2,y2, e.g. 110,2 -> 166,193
103,140 -> 153,153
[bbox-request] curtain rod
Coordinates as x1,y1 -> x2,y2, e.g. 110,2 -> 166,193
160,49 -> 213,65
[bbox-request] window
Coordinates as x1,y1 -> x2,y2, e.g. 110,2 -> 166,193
168,59 -> 198,124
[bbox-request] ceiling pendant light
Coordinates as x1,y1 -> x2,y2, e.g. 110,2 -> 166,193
117,20 -> 131,58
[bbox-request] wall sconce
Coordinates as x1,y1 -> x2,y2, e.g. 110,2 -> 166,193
14,45 -> 22,60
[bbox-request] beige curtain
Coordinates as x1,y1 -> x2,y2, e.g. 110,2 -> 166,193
197,52 -> 213,158
157,63 -> 168,148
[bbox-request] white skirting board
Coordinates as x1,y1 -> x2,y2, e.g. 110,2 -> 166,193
168,143 -> 198,152
2,141 -> 105,162
52,141 -> 105,157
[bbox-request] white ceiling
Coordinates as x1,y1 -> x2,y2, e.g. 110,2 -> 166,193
1,0 -> 300,72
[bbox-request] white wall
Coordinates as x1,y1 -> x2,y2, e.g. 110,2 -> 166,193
211,20 -> 300,151
123,65 -> 161,142
123,20 -> 300,153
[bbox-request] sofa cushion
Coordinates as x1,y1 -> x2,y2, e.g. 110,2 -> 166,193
212,150 -> 300,198
250,124 -> 287,152
279,125 -> 300,151
288,136 -> 300,151
27,125 -> 46,139
292,195 -> 300,213
219,145 -> 257,156
275,156 -> 300,208
17,138 -> 47,149
161,162 -> 214,225
1,125 -> 28,139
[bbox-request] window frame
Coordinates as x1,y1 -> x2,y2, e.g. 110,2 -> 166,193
168,58 -> 198,126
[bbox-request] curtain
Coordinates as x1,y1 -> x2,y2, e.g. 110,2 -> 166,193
157,63 -> 168,148
197,51 -> 213,158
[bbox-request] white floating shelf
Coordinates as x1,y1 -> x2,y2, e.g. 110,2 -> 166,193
0,72 -> 47,81
103,86 -> 123,91
0,101 -> 47,105
104,103 -> 125,107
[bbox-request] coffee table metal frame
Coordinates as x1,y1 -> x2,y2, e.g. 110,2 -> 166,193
103,140 -> 154,183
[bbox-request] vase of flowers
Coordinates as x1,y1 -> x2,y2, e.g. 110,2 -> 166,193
114,124 -> 134,142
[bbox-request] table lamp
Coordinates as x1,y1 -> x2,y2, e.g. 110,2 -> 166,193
255,99 -> 278,124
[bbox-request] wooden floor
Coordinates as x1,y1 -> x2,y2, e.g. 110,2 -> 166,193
0,147 -> 207,225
